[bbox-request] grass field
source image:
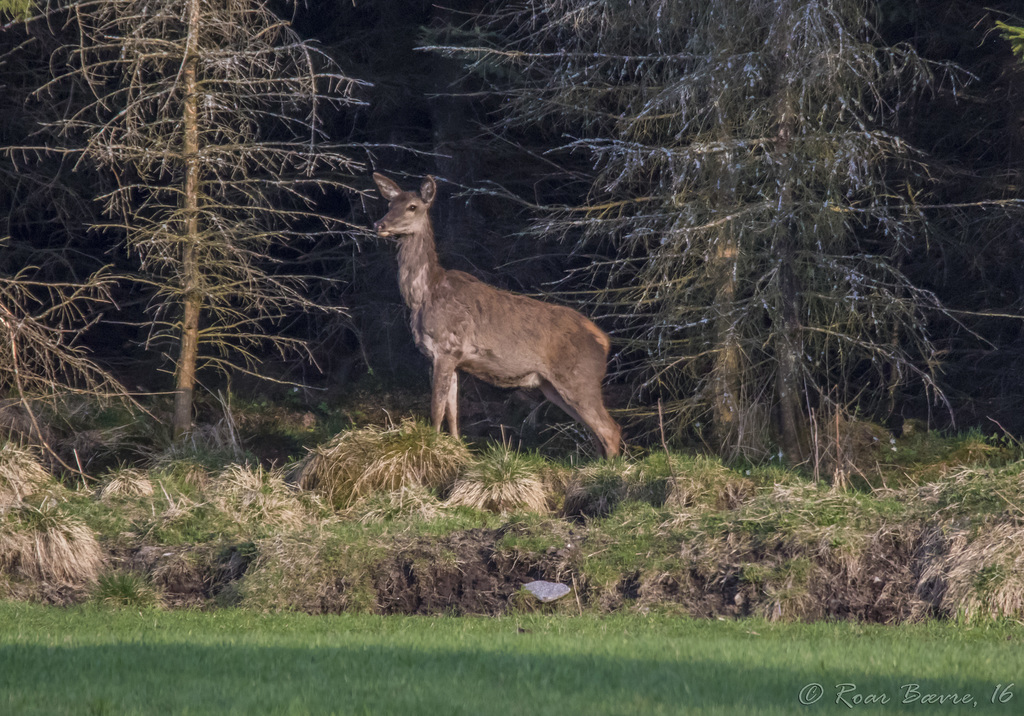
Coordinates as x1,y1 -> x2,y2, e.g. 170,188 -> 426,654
1,603 -> 1022,715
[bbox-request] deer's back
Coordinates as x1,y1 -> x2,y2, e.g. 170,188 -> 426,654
412,269 -> 609,388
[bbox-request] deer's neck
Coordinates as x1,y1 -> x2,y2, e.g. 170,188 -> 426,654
397,225 -> 443,311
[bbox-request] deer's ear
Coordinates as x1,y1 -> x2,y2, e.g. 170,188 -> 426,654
373,173 -> 402,201
420,176 -> 437,206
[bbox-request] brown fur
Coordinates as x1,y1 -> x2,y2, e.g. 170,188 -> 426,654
373,172 -> 620,457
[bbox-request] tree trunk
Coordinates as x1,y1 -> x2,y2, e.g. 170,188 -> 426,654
710,215 -> 744,458
773,90 -> 809,464
173,0 -> 202,438
775,233 -> 807,463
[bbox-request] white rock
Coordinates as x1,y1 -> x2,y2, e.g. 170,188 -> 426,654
523,580 -> 571,602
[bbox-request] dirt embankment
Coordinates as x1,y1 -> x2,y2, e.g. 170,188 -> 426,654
96,517 -> 960,622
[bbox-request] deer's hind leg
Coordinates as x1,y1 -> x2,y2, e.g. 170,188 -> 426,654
540,380 -> 585,427
541,379 -> 621,459
445,371 -> 459,435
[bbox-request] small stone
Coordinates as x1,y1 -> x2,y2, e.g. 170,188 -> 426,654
523,580 -> 571,603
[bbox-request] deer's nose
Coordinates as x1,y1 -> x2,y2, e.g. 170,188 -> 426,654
374,219 -> 387,233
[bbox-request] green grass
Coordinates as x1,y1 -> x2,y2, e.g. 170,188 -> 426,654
0,603 -> 1022,715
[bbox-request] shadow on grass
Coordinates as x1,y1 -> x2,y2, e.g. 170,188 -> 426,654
0,640 -> 1016,715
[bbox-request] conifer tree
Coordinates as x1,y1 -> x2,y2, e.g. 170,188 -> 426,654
443,0 -> 958,464
19,0 -> 366,435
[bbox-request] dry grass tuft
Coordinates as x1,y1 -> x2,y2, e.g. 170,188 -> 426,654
150,552 -> 204,600
909,465 -> 1024,517
350,483 -> 446,524
562,464 -> 630,518
0,442 -> 51,510
917,522 -> 1024,622
99,468 -> 154,501
563,458 -> 670,517
666,455 -> 754,511
808,413 -> 892,486
297,419 -> 469,509
945,434 -> 1012,467
182,463 -> 212,488
238,530 -> 374,613
0,443 -> 98,588
212,464 -> 308,531
0,497 -> 103,586
447,444 -> 549,514
161,491 -> 198,523
148,421 -> 244,476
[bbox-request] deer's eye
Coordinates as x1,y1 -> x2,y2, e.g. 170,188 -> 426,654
406,204 -> 418,212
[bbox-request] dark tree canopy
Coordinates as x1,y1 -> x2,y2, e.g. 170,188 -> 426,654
0,0 -> 1021,459
432,0 -> 989,466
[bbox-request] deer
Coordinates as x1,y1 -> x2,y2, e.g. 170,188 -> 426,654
372,172 -> 621,458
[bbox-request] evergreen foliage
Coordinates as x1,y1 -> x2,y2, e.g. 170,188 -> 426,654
438,0 -> 971,462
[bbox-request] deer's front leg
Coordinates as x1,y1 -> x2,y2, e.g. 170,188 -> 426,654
444,371 -> 459,436
431,358 -> 457,435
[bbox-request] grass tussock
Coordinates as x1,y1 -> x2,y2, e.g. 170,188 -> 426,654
297,419 -> 470,509
238,529 -> 378,613
99,467 -> 154,501
909,465 -> 1024,520
0,497 -> 103,586
918,523 -> 1024,623
563,458 -> 670,517
349,483 -> 446,524
882,428 -> 1021,483
148,422 -> 245,476
0,441 -> 102,589
94,570 -> 162,609
806,414 -> 892,486
0,442 -> 51,509
666,454 -> 755,511
212,464 -> 309,531
447,445 -> 549,514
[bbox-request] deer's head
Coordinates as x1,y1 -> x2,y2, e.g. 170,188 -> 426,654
372,173 -> 437,238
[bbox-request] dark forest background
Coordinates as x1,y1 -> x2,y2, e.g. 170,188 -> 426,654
1,0 -> 1022,464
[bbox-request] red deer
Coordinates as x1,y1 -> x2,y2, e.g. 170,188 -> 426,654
372,172 -> 621,458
